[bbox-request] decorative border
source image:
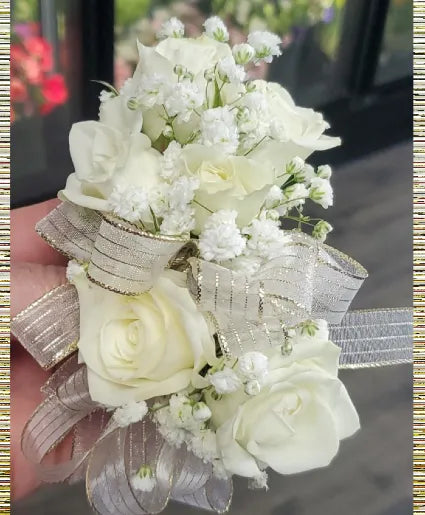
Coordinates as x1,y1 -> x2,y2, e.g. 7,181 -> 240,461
415,1 -> 425,512
0,1 -> 9,513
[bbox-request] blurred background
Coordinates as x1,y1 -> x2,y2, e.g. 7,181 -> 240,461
11,0 -> 413,514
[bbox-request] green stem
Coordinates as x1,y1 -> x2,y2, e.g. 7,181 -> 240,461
149,207 -> 160,233
136,220 -> 147,231
280,197 -> 308,206
244,136 -> 268,156
91,80 -> 119,96
283,215 -> 315,228
213,79 -> 222,108
193,199 -> 214,214
205,80 -> 210,109
185,130 -> 200,144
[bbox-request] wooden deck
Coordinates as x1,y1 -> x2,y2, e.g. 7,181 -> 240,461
13,141 -> 412,515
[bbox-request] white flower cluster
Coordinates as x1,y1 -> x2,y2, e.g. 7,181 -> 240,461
158,174 -> 199,236
106,141 -> 199,235
108,183 -> 149,223
203,16 -> 229,42
247,31 -> 282,64
112,400 -> 148,427
243,216 -> 290,261
154,393 -> 222,468
199,209 -> 291,273
199,210 -> 246,262
209,351 -> 269,397
199,107 -> 239,155
157,17 -> 185,39
131,465 -> 156,493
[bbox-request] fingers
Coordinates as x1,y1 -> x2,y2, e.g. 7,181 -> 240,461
10,205 -> 71,500
11,262 -> 67,318
11,199 -> 67,266
11,346 -> 50,500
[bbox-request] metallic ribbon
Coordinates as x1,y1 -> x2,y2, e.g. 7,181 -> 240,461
11,283 -> 79,369
186,230 -> 369,359
19,352 -> 232,513
14,200 -> 412,514
331,308 -> 413,368
36,201 -> 188,295
187,231 -> 368,328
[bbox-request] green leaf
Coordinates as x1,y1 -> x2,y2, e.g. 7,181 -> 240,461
90,80 -> 119,96
300,320 -> 319,337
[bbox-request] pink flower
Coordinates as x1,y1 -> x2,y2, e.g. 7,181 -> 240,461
41,74 -> 68,114
24,36 -> 53,72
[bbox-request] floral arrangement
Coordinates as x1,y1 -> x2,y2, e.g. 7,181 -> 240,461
12,16 -> 412,514
11,23 -> 68,123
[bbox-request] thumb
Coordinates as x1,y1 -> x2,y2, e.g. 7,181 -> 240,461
11,262 -> 67,318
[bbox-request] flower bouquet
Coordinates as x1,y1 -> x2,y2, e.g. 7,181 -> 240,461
12,16 -> 412,514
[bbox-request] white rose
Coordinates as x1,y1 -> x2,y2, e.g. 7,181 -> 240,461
207,339 -> 359,478
75,270 -> 216,406
155,35 -> 232,77
129,36 -> 232,142
60,131 -> 162,213
249,81 -> 341,171
98,95 -> 143,135
182,144 -> 276,232
68,121 -> 127,184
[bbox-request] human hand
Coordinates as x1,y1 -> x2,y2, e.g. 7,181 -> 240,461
11,199 -> 70,501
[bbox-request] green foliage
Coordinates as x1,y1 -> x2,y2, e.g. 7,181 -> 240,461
13,0 -> 38,22
115,0 -> 151,28
211,0 -> 343,35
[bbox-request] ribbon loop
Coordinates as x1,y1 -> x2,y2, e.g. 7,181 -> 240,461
87,215 -> 188,295
36,201 -> 102,262
21,365 -> 98,482
188,231 -> 368,360
35,201 -> 190,296
11,284 -> 79,369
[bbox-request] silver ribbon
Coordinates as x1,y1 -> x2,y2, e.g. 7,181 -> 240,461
14,200 -> 412,514
20,353 -> 232,513
36,201 -> 102,262
11,283 -> 79,369
331,308 -> 413,368
87,215 -> 188,295
187,231 -> 367,328
36,201 -> 189,295
186,230 -> 369,359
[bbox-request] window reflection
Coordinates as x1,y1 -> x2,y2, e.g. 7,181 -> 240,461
114,0 -> 346,106
375,0 -> 412,84
11,0 -> 83,206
